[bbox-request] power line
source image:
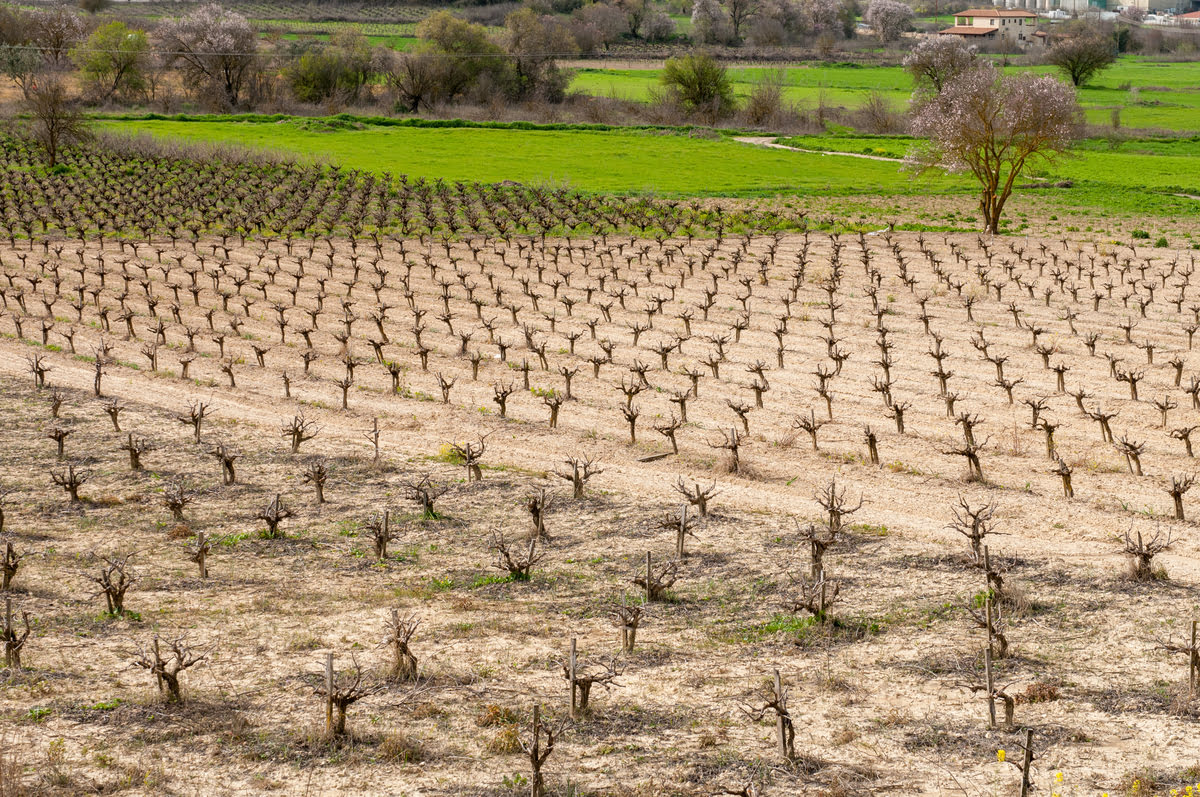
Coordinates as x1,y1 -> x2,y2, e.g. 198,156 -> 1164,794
1,42 -> 594,60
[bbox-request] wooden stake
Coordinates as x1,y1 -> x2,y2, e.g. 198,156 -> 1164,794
325,652 -> 334,734
645,551 -> 652,603
568,637 -> 578,719
196,531 -> 208,579
676,503 -> 688,558
985,596 -> 995,657
530,704 -> 541,797
984,646 -> 996,729
3,596 -> 10,668
773,669 -> 787,759
1019,728 -> 1034,797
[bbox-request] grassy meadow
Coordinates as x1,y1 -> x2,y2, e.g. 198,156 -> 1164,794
94,117 -> 970,197
570,58 -> 1200,133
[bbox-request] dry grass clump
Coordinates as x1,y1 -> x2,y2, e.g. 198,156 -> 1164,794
378,732 -> 424,763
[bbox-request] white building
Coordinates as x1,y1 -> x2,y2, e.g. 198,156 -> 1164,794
938,8 -> 1039,43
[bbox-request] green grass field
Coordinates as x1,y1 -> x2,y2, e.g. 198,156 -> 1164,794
570,58 -> 1200,133
90,115 -> 1200,229
94,117 -> 969,197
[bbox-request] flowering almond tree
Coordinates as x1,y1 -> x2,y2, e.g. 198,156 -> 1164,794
907,64 -> 1082,235
157,3 -> 256,109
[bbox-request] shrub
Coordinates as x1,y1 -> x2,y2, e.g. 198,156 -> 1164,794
660,51 -> 736,119
73,21 -> 149,102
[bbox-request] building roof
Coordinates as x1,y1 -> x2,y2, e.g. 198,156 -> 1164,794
1178,9 -> 1200,17
940,25 -> 1000,33
958,8 -> 1039,16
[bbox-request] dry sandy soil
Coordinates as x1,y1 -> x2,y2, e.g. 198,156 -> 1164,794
1,226 -> 1199,796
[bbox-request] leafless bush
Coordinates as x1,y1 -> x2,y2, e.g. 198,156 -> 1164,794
134,635 -> 210,702
519,705 -> 567,797
740,670 -> 795,760
556,456 -> 601,499
3,596 -> 31,670
119,433 -> 154,471
1168,474 -> 1194,521
379,610 -> 419,681
162,480 -> 194,521
209,443 -> 239,485
948,497 -> 998,564
189,532 -> 211,579
363,510 -> 396,561
660,504 -> 699,558
632,555 -> 679,601
448,436 -> 488,483
302,459 -> 328,504
813,479 -> 862,534
282,412 -> 321,454
490,528 -> 545,581
315,652 -> 384,737
404,475 -> 448,519
855,90 -> 905,133
1120,526 -> 1174,581
526,489 -> 554,539
1,542 -> 25,591
177,401 -> 212,443
612,604 -> 644,653
45,425 -> 71,460
257,493 -> 294,539
674,478 -> 717,516
88,552 -> 137,617
50,462 -> 89,502
782,569 -> 841,624
563,644 -> 621,716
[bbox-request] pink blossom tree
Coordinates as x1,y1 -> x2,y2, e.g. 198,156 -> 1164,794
902,36 -> 977,94
907,64 -> 1082,234
157,4 -> 256,109
865,0 -> 913,43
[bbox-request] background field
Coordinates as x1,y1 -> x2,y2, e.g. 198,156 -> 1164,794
92,116 -> 1200,234
570,59 -> 1200,133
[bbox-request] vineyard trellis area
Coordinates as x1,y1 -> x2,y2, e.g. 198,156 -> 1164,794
0,135 -> 802,246
0,132 -> 1199,794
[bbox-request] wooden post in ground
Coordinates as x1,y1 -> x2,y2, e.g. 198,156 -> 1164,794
325,652 -> 334,735
984,646 -> 997,729
3,596 -> 10,668
196,531 -> 208,578
1191,620 -> 1199,697
645,551 -> 652,603
773,669 -> 787,759
985,597 -> 995,653
530,704 -> 542,797
568,637 -> 578,719
676,503 -> 688,558
1019,729 -> 1034,797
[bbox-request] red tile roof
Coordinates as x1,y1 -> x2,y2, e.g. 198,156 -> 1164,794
940,25 -> 1000,34
958,8 -> 1038,16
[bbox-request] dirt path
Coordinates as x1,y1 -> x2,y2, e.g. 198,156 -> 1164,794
733,135 -> 904,162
